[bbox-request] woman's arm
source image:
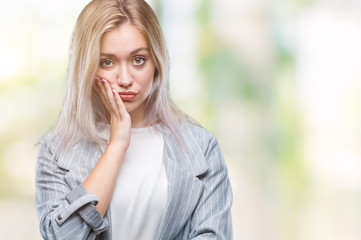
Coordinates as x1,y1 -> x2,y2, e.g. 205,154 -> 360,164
83,144 -> 126,216
83,78 -> 131,216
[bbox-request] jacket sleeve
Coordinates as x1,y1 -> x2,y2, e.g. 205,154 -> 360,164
189,136 -> 233,239
35,136 -> 109,240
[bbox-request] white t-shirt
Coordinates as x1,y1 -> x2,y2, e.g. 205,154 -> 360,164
110,124 -> 168,240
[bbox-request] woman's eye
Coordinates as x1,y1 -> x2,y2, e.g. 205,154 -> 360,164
101,59 -> 113,68
133,56 -> 145,65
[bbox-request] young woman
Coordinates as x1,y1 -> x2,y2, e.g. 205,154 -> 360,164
35,0 -> 233,239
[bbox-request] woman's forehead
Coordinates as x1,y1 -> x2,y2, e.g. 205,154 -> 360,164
100,23 -> 148,53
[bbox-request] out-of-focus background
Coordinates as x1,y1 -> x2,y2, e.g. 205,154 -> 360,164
1,0 -> 361,239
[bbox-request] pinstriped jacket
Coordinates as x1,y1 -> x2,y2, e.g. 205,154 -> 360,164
35,121 -> 233,239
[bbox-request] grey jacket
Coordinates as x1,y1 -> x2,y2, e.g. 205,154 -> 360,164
35,121 -> 233,239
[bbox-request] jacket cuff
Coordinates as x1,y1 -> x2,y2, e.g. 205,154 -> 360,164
53,184 -> 109,233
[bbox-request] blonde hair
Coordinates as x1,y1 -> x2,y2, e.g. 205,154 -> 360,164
51,0 -> 187,154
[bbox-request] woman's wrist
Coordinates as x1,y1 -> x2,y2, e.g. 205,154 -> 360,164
106,141 -> 128,157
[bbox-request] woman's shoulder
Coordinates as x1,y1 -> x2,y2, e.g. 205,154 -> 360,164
179,119 -> 217,140
38,130 -> 101,169
178,119 -> 220,153
175,119 -> 228,176
37,130 -> 59,155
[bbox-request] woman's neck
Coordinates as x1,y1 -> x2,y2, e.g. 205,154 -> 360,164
129,108 -> 146,128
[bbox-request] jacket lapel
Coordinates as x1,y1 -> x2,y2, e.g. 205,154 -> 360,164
156,125 -> 208,240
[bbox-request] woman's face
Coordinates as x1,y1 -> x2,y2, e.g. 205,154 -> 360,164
95,23 -> 155,124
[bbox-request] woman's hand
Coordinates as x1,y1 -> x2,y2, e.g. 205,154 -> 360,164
95,77 -> 131,150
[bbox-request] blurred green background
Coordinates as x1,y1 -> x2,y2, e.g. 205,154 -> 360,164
1,0 -> 361,239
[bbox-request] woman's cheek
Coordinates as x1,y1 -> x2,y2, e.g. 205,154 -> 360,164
95,69 -> 116,82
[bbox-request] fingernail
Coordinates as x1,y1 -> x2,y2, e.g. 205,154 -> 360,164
101,79 -> 106,85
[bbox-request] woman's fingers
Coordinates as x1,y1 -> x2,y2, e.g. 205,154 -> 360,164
95,78 -> 129,121
101,79 -> 121,118
95,78 -> 112,113
112,89 -> 128,118
95,78 -> 108,106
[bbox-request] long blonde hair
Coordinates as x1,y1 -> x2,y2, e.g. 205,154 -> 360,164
51,0 -> 186,154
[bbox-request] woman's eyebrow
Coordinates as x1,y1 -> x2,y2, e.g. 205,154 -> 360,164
100,53 -> 116,57
100,48 -> 149,57
130,47 -> 149,55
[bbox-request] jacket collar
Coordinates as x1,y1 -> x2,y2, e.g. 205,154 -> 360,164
156,124 -> 208,239
160,124 -> 208,176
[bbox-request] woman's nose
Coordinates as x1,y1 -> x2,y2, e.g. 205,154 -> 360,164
116,65 -> 133,87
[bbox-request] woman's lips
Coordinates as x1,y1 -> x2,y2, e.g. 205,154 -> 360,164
117,91 -> 137,100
